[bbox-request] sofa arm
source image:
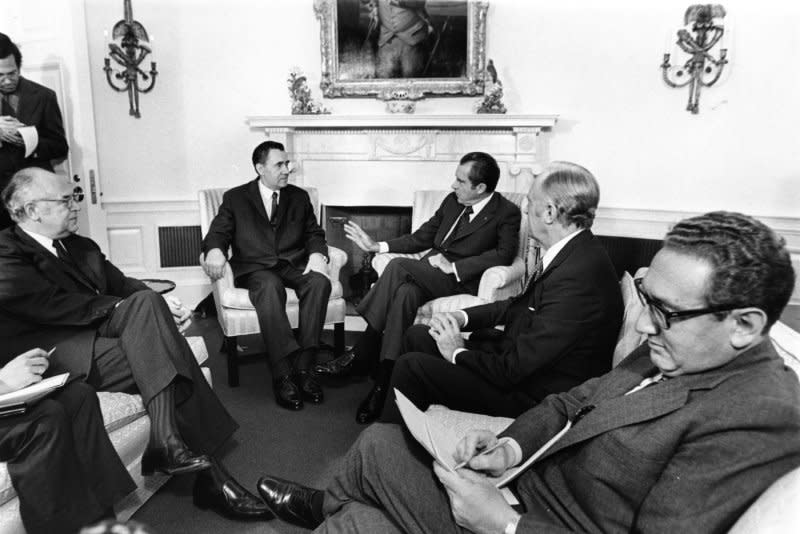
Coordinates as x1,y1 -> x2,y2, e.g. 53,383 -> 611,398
477,256 -> 526,302
372,251 -> 427,277
327,245 -> 347,280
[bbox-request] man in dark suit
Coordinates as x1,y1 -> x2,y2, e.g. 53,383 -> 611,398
368,0 -> 432,78
379,161 -> 623,423
256,211 -> 800,534
0,349 -> 135,534
0,168 -> 269,520
315,152 -> 521,423
201,141 -> 331,411
0,33 -> 68,229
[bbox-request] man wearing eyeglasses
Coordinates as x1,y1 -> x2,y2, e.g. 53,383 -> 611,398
0,167 -> 272,520
256,211 -> 800,534
0,33 -> 69,230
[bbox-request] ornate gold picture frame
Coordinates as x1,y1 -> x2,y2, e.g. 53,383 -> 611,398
314,0 -> 488,100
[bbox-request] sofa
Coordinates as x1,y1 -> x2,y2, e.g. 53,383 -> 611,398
428,269 -> 800,533
0,336 -> 211,533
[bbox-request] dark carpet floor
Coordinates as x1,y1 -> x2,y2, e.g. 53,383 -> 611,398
132,317 -> 372,534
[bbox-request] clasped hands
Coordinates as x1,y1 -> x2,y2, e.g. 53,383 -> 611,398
0,116 -> 24,146
428,311 -> 465,361
433,429 -> 521,534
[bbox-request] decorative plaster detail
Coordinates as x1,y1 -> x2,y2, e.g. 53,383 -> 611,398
369,132 -> 435,160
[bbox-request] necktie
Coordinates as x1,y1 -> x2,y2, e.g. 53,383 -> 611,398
1,94 -> 15,117
442,206 -> 473,247
270,192 -> 278,224
53,239 -> 97,291
522,258 -> 544,295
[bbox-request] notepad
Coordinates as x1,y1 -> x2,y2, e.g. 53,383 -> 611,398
0,373 -> 69,409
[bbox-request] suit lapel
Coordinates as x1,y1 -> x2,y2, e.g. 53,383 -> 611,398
452,193 -> 499,241
246,179 -> 271,226
13,227 -> 97,293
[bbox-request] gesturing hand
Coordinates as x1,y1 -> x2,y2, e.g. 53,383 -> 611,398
433,462 -> 520,534
343,221 -> 380,253
200,248 -> 227,281
428,312 -> 465,361
0,348 -> 50,393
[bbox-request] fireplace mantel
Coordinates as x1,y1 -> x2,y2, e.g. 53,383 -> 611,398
245,114 -> 558,207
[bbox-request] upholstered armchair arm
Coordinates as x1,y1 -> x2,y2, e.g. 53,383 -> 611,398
372,250 -> 428,276
327,246 -> 347,280
476,256 -> 526,302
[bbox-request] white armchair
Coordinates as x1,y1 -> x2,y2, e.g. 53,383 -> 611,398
198,187 -> 347,386
372,190 -> 534,323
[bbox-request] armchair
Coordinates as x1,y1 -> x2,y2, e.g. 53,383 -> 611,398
198,187 -> 347,386
371,190 -> 534,323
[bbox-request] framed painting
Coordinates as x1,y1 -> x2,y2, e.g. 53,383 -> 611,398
314,0 -> 489,99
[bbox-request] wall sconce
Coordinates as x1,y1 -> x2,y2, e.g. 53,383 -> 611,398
661,4 -> 728,114
103,0 -> 157,118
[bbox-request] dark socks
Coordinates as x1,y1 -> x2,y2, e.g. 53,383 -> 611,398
374,359 -> 395,386
147,382 -> 179,447
310,490 -> 325,524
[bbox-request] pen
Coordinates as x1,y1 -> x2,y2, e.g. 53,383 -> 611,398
453,440 -> 505,470
46,347 -> 56,357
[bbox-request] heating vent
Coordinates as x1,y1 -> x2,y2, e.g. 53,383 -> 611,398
597,235 -> 663,278
158,225 -> 202,268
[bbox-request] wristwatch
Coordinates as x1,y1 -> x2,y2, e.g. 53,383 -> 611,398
503,514 -> 521,534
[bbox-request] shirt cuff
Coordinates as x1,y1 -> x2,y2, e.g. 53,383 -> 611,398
451,347 -> 467,364
500,437 -> 523,467
378,242 -> 389,253
457,309 -> 469,328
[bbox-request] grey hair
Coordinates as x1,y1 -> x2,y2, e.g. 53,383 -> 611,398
538,161 -> 600,229
1,168 -> 40,223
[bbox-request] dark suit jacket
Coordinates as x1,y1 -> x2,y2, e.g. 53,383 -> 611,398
501,341 -> 800,533
0,77 -> 69,185
385,192 -> 520,294
0,227 -> 147,379
459,230 -> 623,402
201,181 -> 328,280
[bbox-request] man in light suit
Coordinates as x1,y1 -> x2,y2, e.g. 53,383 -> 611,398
315,151 -> 521,423
380,161 -> 623,423
0,168 -> 269,520
256,211 -> 800,533
201,141 -> 331,411
0,33 -> 69,229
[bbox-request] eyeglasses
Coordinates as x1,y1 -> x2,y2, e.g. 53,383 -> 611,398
30,186 -> 85,207
633,277 -> 738,330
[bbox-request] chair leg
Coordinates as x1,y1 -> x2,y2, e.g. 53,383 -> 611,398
334,322 -> 345,356
224,335 -> 240,387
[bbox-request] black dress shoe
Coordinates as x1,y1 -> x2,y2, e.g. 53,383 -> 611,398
141,439 -> 212,476
296,371 -> 323,404
256,475 -> 322,529
356,383 -> 388,424
193,464 -> 273,520
313,349 -> 363,378
273,375 -> 303,411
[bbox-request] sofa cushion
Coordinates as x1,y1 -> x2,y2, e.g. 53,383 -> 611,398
612,270 -> 647,366
728,465 -> 800,533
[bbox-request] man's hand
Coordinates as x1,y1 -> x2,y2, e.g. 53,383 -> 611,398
164,295 -> 192,334
433,463 -> 521,534
455,430 -> 515,476
0,348 -> 50,393
344,221 -> 380,253
200,248 -> 227,281
303,252 -> 329,278
427,253 -> 455,274
0,116 -> 24,145
428,312 -> 465,361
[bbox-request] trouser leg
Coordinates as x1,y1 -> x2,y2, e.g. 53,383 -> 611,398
279,265 -> 332,371
321,424 -> 461,534
241,269 -> 300,377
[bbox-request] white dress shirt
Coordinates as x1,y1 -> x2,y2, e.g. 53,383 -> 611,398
257,180 -> 281,220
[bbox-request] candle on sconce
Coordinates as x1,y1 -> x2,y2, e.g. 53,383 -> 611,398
104,30 -> 109,51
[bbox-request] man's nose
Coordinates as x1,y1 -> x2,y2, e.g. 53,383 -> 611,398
635,306 -> 658,336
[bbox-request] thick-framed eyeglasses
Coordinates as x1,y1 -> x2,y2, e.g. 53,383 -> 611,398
633,277 -> 738,330
30,186 -> 85,207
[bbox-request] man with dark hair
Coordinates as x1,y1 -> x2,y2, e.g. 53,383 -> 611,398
257,210 -> 800,534
380,161 -> 623,423
0,168 -> 269,520
201,141 -> 332,411
0,33 -> 68,229
315,151 -> 521,423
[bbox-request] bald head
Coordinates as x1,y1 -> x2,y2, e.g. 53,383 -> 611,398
1,168 -> 80,238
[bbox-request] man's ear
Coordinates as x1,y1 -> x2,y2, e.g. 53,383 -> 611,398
475,182 -> 487,195
23,203 -> 39,222
254,162 -> 265,177
729,308 -> 768,349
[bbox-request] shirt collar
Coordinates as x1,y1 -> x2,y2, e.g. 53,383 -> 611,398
20,226 -> 58,256
542,228 -> 584,271
257,179 -> 281,199
466,192 -> 493,217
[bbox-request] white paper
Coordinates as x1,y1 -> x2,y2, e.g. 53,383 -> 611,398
18,125 -> 38,158
0,372 -> 69,408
